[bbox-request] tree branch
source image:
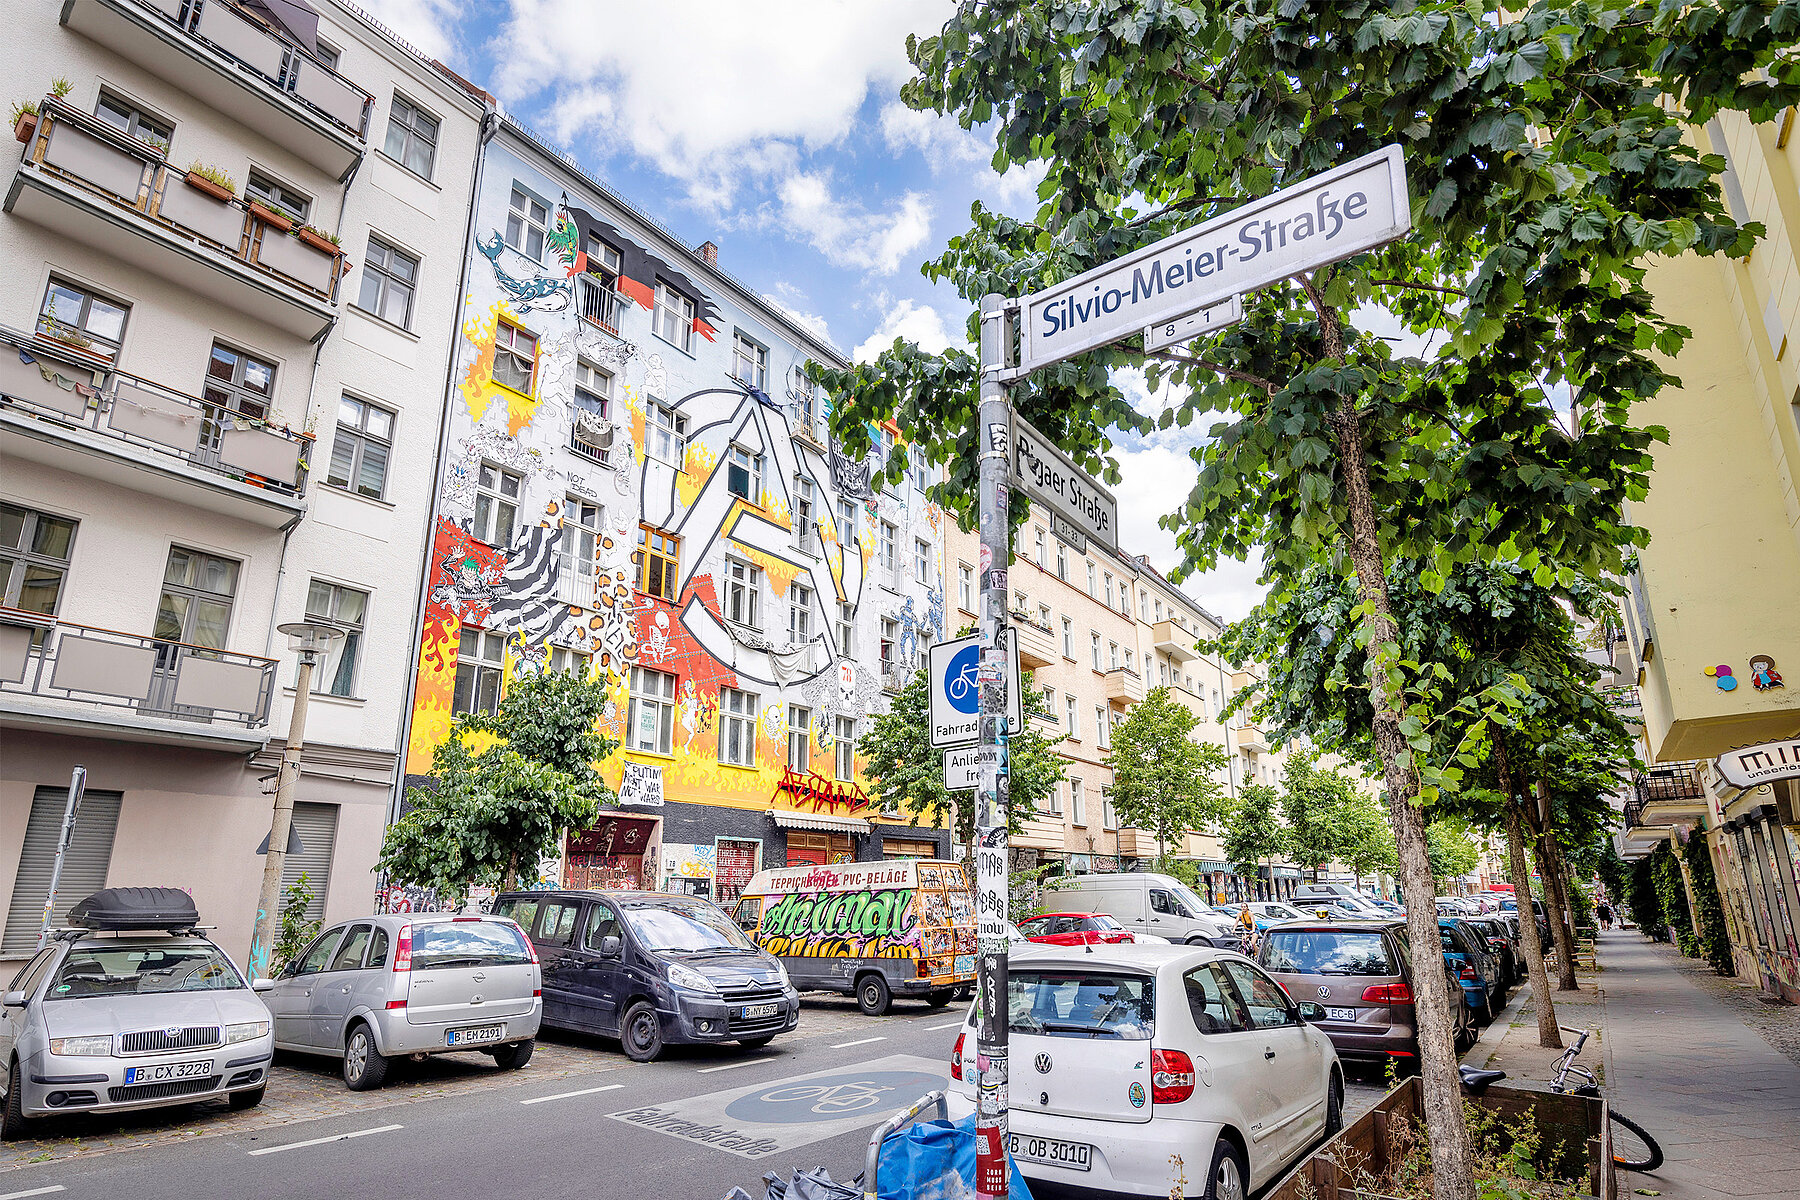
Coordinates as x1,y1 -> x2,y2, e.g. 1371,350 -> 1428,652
1125,193 -> 1245,230
1143,348 -> 1278,395
1368,277 -> 1467,298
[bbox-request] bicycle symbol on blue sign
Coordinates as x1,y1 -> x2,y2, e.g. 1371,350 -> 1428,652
946,644 -> 981,714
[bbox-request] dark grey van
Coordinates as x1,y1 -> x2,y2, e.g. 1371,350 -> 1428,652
493,890 -> 799,1062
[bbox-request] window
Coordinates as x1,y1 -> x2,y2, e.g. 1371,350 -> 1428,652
1109,641 -> 1121,669
571,360 -> 613,465
2,787 -> 121,955
581,901 -> 620,950
723,558 -> 760,630
719,687 -> 758,766
958,562 -> 974,611
1034,527 -> 1047,567
547,645 -> 590,677
155,547 -> 238,653
911,447 -> 930,494
453,628 -> 506,715
1061,617 -> 1074,658
787,704 -> 811,771
310,41 -> 341,70
788,582 -> 813,642
647,401 -> 687,466
629,666 -> 677,754
328,925 -> 373,972
383,94 -> 439,177
880,617 -> 898,666
586,236 -> 622,287
537,902 -> 579,946
732,332 -> 767,390
1160,661 -> 1170,685
493,321 -> 536,394
1155,600 -> 1164,621
200,341 -> 277,455
1070,778 -> 1085,826
1223,961 -> 1297,1028
1055,541 -> 1068,580
1090,632 -> 1102,670
1184,963 -> 1252,1034
837,499 -> 858,550
506,186 -> 548,259
1042,686 -> 1056,715
1065,696 -> 1078,738
326,395 -> 394,499
792,476 -> 816,544
1041,776 -> 1061,814
1087,562 -> 1097,596
37,277 -> 129,360
914,537 -> 931,584
358,237 -> 418,328
837,601 -> 854,656
473,463 -> 522,545
560,495 -> 603,594
1123,648 -> 1134,672
879,521 -> 898,575
246,171 -> 310,224
304,579 -> 367,697
835,716 -> 856,780
1102,795 -> 1117,829
872,427 -> 896,488
726,445 -> 762,502
1104,572 -> 1113,606
654,280 -> 695,352
0,504 -> 76,637
1037,603 -> 1051,628
95,91 -> 171,152
1095,706 -> 1108,748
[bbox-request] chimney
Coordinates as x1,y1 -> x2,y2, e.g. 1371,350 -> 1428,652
697,240 -> 719,266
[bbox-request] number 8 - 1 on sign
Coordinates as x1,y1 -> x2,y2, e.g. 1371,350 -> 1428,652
1143,295 -> 1244,352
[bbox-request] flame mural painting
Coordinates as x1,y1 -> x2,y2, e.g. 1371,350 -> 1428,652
403,131 -> 950,878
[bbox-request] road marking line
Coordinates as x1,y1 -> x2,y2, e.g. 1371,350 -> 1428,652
926,1021 -> 966,1031
830,1036 -> 887,1049
697,1057 -> 767,1073
247,1123 -> 403,1155
0,1187 -> 67,1200
520,1083 -> 626,1105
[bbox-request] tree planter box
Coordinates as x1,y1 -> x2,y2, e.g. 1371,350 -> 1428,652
296,226 -> 338,255
14,111 -> 37,144
183,170 -> 234,203
160,176 -> 244,248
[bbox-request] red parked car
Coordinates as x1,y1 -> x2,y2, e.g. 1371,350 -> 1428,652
1016,911 -> 1137,946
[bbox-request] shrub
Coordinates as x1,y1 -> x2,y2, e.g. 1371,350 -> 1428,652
186,161 -> 237,194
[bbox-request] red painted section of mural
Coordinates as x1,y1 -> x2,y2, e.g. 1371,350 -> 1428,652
776,768 -> 871,815
406,515 -> 506,774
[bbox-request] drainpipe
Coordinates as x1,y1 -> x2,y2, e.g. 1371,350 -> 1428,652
262,331 -> 331,663
388,105 -> 500,826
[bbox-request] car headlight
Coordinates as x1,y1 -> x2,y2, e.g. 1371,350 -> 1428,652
226,1020 -> 270,1044
48,1035 -> 113,1057
773,960 -> 793,991
666,963 -> 719,993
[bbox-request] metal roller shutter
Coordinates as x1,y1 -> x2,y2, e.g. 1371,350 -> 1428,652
3,786 -> 123,955
278,802 -> 339,924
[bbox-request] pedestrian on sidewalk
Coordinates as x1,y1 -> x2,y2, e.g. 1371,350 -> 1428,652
1597,900 -> 1614,931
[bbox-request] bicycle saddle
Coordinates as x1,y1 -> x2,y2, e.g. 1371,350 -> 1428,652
1458,1065 -> 1507,1093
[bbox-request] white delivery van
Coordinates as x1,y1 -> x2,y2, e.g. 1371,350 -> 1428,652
1294,883 -> 1382,915
1054,872 -> 1244,949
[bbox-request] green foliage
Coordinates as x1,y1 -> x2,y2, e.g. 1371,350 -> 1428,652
1102,686 -> 1231,855
271,873 -> 319,975
185,161 -> 238,194
1426,818 -> 1482,882
1682,831 -> 1735,975
10,101 -> 39,126
49,77 -> 72,99
859,667 -> 1066,848
1627,850 -> 1666,943
1223,783 -> 1285,877
1279,751 -> 1380,875
1651,840 -> 1695,955
381,667 -> 617,904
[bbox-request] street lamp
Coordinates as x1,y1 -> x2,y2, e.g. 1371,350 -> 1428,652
247,621 -> 344,981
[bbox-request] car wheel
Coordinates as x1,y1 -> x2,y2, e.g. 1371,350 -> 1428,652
228,1084 -> 266,1111
493,1038 -> 535,1069
342,1022 -> 390,1091
1204,1136 -> 1248,1200
856,974 -> 892,1016
925,989 -> 954,1008
1186,935 -> 1215,947
622,1001 -> 664,1062
1454,1000 -> 1474,1053
1,1058 -> 37,1143
739,1036 -> 774,1049
1324,1071 -> 1344,1136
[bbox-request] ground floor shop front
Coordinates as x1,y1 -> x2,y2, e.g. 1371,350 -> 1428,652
1706,776 -> 1800,1003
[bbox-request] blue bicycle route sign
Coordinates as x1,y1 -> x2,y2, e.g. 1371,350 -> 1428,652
927,631 -> 1021,748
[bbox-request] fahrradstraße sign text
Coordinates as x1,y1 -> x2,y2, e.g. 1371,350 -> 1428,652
1014,144 -> 1410,373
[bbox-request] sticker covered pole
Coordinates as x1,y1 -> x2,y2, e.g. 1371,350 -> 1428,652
973,291 -> 1012,1199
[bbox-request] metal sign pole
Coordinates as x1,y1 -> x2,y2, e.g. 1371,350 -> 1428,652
37,764 -> 87,950
974,292 -> 1012,1199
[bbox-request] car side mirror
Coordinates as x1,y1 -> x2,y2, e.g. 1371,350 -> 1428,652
1296,1001 -> 1326,1022
1,990 -> 25,1008
599,935 -> 622,958
251,979 -> 275,993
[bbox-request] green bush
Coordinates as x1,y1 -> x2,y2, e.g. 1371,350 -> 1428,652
1651,841 -> 1695,954
1682,831 -> 1735,975
1626,852 -> 1665,942
271,873 -> 320,975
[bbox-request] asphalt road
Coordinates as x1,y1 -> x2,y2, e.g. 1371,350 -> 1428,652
0,996 -> 1397,1200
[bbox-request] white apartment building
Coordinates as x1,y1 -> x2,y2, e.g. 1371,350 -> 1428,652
0,0 -> 484,975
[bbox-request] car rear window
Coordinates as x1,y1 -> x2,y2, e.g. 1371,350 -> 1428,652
1261,929 -> 1395,976
49,943 -> 244,997
1086,914 -> 1121,930
1009,969 -> 1153,1040
410,920 -> 533,968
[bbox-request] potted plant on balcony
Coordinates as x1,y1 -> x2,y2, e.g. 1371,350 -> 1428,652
183,161 -> 237,202
11,101 -> 37,144
249,199 -> 297,233
294,223 -> 341,255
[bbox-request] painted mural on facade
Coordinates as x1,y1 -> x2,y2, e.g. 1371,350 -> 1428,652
404,143 -> 948,844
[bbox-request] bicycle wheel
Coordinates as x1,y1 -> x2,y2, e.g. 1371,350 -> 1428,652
1610,1110 -> 1663,1173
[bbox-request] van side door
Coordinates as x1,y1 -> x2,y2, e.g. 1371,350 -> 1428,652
534,898 -> 582,1029
570,899 -> 625,1034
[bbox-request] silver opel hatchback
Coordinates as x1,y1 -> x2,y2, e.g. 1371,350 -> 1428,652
264,913 -> 541,1089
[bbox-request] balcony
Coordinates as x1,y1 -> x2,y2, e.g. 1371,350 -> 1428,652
1236,722 -> 1270,754
62,0 -> 373,179
9,99 -> 347,339
1114,829 -> 1157,858
787,397 -> 826,451
1152,619 -> 1199,662
0,607 -> 275,750
1,326 -> 309,526
577,276 -> 624,337
1634,761 -> 1709,824
1618,797 -> 1674,859
1009,609 -> 1058,669
1102,666 -> 1145,707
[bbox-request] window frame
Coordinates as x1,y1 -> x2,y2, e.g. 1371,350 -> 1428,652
452,628 -> 506,716
913,537 -> 931,584
0,503 -> 77,626
37,276 -> 130,360
472,462 -> 523,546
357,236 -> 418,329
245,171 -> 311,225
787,704 -> 811,772
725,444 -> 763,503
788,581 -> 814,643
571,359 -> 614,464
957,563 -> 974,612
492,320 -> 537,395
326,394 -> 395,500
95,89 -> 172,153
303,578 -> 368,698
1061,617 -> 1074,658
505,185 -> 549,261
638,525 -> 680,602
628,666 -> 677,755
154,546 -> 239,652
834,716 -> 856,781
718,686 -> 758,767
382,92 -> 440,179
653,280 -> 696,353
731,331 -> 768,390
722,556 -> 761,631
647,401 -> 688,467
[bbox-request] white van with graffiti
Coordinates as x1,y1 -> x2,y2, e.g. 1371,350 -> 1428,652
731,859 -> 975,1015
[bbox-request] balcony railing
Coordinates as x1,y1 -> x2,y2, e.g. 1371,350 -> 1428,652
1103,666 -> 1146,706
1634,762 -> 1706,806
554,565 -> 601,609
0,608 -> 275,729
19,99 -> 349,304
1,326 -> 312,498
577,276 -> 624,335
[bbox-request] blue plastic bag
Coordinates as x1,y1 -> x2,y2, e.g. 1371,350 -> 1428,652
873,1112 -> 1034,1200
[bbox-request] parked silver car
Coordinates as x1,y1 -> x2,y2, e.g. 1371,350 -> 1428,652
265,913 -> 541,1089
1,888 -> 274,1141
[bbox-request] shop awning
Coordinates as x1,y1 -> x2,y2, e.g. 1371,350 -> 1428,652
768,809 -> 871,834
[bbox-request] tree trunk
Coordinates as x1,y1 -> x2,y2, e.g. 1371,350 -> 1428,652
1529,784 -> 1579,991
503,848 -> 519,892
1497,748 -> 1561,1049
1325,369 -> 1477,1200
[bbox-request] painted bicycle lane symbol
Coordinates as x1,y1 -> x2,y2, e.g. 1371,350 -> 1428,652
725,1068 -> 946,1125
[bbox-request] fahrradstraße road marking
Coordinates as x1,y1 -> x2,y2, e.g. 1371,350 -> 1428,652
247,1123 -> 402,1155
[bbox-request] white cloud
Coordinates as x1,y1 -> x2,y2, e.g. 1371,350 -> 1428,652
762,283 -> 834,346
774,173 -> 932,274
1109,442 -> 1266,624
358,0 -> 469,64
854,298 -> 960,361
878,102 -> 988,168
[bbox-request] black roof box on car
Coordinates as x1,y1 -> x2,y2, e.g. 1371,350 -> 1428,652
67,887 -> 200,931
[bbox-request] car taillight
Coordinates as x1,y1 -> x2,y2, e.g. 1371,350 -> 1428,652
1150,1048 -> 1195,1105
919,959 -> 932,978
385,999 -> 407,1010
392,923 -> 412,973
950,1031 -> 966,1081
1361,982 -> 1414,1005
1459,965 -> 1477,981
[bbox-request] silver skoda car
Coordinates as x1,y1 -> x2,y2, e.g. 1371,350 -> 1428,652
1,887 -> 274,1141
264,913 -> 541,1090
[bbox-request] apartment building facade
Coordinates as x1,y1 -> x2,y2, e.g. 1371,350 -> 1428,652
398,119 -> 949,907
0,0 -> 484,973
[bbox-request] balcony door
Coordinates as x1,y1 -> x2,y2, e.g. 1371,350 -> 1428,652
199,342 -> 277,462
150,546 -> 239,715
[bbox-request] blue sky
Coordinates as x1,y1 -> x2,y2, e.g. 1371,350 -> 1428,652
364,0 -> 1267,619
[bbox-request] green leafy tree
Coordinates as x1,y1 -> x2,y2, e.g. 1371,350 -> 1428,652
1340,795 -> 1398,888
1222,783 -> 1286,881
1426,818 -> 1482,883
1102,686 -> 1231,860
1278,752 -> 1369,879
859,667 -> 1066,850
381,668 -> 616,903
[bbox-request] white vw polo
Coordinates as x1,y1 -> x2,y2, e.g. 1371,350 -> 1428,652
947,944 -> 1343,1200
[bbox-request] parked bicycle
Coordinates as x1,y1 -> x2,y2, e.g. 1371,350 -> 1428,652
1459,1026 -> 1663,1173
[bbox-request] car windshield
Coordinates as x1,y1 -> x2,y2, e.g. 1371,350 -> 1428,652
48,943 -> 244,998
625,902 -> 756,953
1168,882 -> 1210,916
1009,969 -> 1153,1040
410,921 -> 533,968
1261,929 -> 1396,976
1264,904 -> 1303,920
